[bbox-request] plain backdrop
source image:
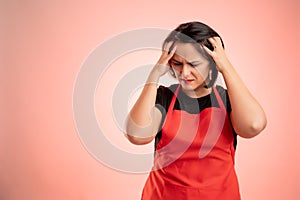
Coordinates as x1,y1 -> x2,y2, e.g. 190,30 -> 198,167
1,0 -> 300,199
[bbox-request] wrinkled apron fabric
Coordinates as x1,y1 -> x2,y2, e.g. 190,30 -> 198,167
141,86 -> 241,200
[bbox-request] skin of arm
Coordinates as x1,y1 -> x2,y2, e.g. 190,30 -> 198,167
125,43 -> 177,145
204,37 -> 267,138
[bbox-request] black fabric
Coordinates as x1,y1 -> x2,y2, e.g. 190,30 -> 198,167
154,84 -> 237,151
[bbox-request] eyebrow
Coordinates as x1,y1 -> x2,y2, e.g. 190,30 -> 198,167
172,58 -> 202,64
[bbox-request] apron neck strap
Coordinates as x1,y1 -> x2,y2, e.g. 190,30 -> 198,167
168,84 -> 181,113
212,86 -> 226,111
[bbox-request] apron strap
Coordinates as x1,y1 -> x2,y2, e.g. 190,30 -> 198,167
212,86 -> 226,112
167,84 -> 180,113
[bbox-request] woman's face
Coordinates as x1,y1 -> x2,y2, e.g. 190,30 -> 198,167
169,42 -> 211,93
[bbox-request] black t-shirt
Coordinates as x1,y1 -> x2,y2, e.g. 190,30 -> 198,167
154,84 -> 237,150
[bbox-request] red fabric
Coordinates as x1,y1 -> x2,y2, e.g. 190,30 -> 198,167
142,85 -> 241,200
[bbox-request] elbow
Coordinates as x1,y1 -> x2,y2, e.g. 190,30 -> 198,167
237,117 -> 267,139
252,118 -> 267,135
125,134 -> 154,145
125,116 -> 157,145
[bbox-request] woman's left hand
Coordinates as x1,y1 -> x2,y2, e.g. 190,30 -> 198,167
202,37 -> 231,73
204,37 -> 267,138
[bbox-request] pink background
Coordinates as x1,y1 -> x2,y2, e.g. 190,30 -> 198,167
1,0 -> 300,199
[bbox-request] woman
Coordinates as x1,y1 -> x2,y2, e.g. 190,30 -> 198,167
125,21 -> 267,200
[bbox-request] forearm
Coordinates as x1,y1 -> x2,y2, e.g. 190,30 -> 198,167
125,70 -> 162,144
129,70 -> 160,125
221,61 -> 267,138
202,37 -> 266,138
125,42 -> 176,144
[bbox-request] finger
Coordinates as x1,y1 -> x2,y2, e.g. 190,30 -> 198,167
208,37 -> 217,47
214,36 -> 222,44
202,45 -> 213,56
209,36 -> 219,42
209,37 -> 222,49
163,41 -> 174,52
167,45 -> 177,58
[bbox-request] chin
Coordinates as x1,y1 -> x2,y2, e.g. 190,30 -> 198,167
180,82 -> 197,91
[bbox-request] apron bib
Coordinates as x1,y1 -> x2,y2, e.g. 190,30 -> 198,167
142,85 -> 241,200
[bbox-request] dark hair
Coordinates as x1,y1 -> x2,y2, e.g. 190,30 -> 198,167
164,21 -> 224,88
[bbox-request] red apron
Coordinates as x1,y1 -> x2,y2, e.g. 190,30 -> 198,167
142,85 -> 241,200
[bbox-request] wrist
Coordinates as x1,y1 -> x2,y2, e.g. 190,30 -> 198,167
217,59 -> 233,74
147,69 -> 161,84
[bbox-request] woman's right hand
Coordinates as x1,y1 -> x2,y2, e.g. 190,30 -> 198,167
126,42 -> 176,145
151,41 -> 177,77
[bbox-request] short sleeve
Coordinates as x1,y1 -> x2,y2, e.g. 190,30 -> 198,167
155,86 -> 167,118
216,85 -> 232,114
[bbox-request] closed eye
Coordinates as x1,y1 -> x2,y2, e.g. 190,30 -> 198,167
174,63 -> 182,66
190,62 -> 202,67
171,59 -> 202,67
171,60 -> 183,66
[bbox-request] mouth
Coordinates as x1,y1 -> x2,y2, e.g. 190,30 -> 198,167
180,79 -> 194,84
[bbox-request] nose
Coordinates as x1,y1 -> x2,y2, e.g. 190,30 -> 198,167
181,64 -> 191,77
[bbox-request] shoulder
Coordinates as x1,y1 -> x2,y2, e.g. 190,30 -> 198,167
215,85 -> 229,101
157,84 -> 178,92
156,84 -> 179,112
157,84 -> 178,97
215,85 -> 228,96
215,85 -> 231,111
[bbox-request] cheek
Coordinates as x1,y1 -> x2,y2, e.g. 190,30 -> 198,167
172,65 -> 182,72
172,67 -> 180,77
194,67 -> 210,79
